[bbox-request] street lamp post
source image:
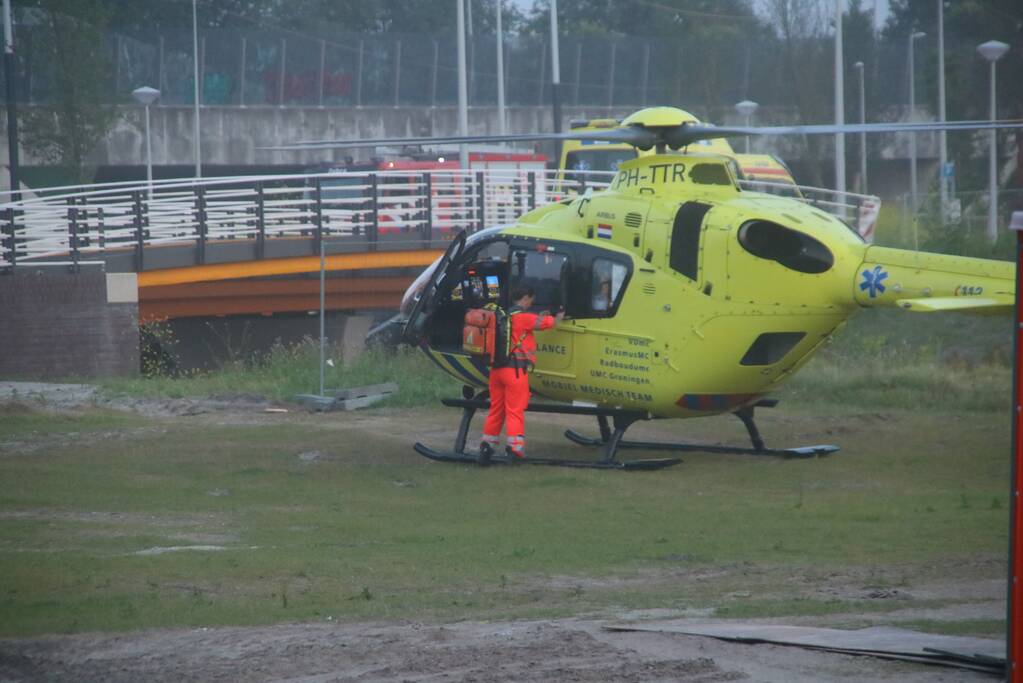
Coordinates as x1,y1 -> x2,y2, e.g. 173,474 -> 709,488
834,0 -> 846,197
853,61 -> 866,194
495,0 -> 506,135
192,0 -> 201,178
908,31 -> 925,217
456,0 -> 468,169
734,100 -> 758,153
937,0 -> 948,220
977,39 -> 1009,243
132,86 -> 160,200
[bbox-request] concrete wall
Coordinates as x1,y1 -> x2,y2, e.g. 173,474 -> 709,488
0,104 -> 943,171
0,269 -> 139,380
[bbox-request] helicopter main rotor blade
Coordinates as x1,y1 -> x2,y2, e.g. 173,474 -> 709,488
682,119 -> 1023,143
261,126 -> 658,152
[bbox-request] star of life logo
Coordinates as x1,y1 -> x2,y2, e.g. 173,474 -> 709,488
859,265 -> 888,298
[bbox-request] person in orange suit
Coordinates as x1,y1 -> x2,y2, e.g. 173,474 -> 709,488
480,285 -> 563,462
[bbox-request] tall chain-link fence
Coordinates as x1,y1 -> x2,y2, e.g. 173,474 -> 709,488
5,23 -> 1002,114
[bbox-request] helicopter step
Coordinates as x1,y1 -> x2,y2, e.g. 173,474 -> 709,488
563,403 -> 839,459
411,396 -> 681,471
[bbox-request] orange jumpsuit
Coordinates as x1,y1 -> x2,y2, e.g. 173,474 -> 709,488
482,309 -> 556,457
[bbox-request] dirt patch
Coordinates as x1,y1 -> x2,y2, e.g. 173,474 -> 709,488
0,617 -> 995,682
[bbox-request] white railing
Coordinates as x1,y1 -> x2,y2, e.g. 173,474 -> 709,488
0,168 -> 875,270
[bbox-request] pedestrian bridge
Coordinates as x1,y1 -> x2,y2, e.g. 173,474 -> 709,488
0,169 -> 878,320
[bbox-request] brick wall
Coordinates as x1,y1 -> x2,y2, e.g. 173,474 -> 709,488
0,269 -> 139,379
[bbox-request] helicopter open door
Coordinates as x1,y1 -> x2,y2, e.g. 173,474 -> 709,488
402,230 -> 467,345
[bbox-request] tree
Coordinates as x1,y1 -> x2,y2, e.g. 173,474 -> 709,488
761,0 -> 835,186
884,0 -> 1023,202
17,0 -> 120,182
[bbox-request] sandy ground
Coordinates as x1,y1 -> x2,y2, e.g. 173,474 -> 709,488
0,382 -> 1007,681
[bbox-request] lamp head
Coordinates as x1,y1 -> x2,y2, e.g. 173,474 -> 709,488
734,100 -> 759,117
977,40 -> 1009,63
132,86 -> 160,106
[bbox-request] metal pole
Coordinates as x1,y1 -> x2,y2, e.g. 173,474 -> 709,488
355,40 -> 363,107
239,36 -> 246,106
834,0 -> 846,196
855,61 -> 866,193
431,40 -> 438,107
606,42 -> 615,110
466,0 -> 474,104
318,39 -> 326,106
316,178 -> 325,397
144,103 -> 153,200
550,0 -> 562,153
573,42 -> 581,105
987,59 -> 998,242
457,0 -> 469,169
909,32 -> 921,217
495,0 -> 506,135
393,39 -> 401,107
192,0 -> 201,178
641,44 -> 649,107
278,37 -> 286,105
937,0 -> 947,220
158,35 -> 165,93
1009,211 -> 1023,683
3,0 -> 20,202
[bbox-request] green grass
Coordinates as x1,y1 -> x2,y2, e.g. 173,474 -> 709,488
6,298 -> 1014,638
0,397 -> 1010,636
99,345 -> 460,407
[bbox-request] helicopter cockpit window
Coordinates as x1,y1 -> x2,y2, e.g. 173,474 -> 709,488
590,258 -> 628,314
565,148 -> 638,174
737,220 -> 834,274
510,248 -> 568,310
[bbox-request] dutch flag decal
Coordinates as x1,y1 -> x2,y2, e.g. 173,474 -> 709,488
597,223 -> 613,240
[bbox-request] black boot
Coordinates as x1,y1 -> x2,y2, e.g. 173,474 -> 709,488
477,441 -> 494,465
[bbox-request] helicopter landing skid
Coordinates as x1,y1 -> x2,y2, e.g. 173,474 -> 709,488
563,405 -> 839,459
412,396 -> 682,471
412,443 -> 678,470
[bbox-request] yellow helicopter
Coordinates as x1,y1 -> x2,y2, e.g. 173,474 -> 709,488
272,107 -> 1019,470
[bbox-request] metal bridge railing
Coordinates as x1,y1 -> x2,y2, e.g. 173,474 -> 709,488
1,168 -> 877,271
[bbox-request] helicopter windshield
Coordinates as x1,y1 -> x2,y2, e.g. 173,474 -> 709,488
565,148 -> 638,174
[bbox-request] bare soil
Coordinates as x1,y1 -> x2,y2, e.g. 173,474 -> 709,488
0,615 -> 999,682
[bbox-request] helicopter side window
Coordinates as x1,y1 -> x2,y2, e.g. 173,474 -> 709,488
510,249 -> 568,311
737,220 -> 834,274
669,202 -> 712,281
590,258 -> 628,315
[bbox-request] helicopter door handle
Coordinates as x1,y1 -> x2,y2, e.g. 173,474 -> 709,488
576,197 -> 590,217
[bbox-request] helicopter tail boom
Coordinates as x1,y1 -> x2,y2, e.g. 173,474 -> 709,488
854,246 -> 1014,314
